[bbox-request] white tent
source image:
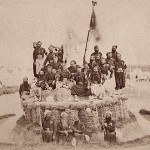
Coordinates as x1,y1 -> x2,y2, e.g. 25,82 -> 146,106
131,68 -> 147,80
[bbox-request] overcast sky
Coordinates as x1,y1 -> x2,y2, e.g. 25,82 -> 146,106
0,0 -> 150,68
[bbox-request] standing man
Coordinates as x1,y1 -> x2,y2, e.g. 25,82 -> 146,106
111,45 -> 118,61
91,45 -> 102,58
43,45 -> 54,67
114,53 -> 127,94
35,41 -> 47,77
33,42 -> 38,78
105,52 -> 114,78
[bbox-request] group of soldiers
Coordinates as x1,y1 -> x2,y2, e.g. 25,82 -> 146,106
19,41 -> 127,146
31,41 -> 127,97
41,109 -> 115,146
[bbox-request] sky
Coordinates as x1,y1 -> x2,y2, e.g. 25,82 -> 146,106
0,0 -> 150,68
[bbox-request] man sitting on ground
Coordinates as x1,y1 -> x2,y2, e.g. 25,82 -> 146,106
101,111 -> 116,143
42,110 -> 57,143
19,77 -> 31,99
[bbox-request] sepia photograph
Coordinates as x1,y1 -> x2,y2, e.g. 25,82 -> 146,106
0,0 -> 150,149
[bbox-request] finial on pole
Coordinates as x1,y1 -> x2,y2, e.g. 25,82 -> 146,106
92,1 -> 97,7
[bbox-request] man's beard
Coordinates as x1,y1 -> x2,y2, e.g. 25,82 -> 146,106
39,74 -> 44,79
61,118 -> 68,130
90,59 -> 94,63
106,117 -> 111,122
23,81 -> 29,87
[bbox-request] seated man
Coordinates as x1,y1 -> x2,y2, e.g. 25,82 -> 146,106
19,77 -> 31,99
88,55 -> 98,71
43,45 -> 55,67
82,62 -> 92,79
45,65 -> 54,88
36,70 -> 48,90
19,77 -> 31,110
50,68 -> 58,89
90,66 -> 105,99
70,120 -> 90,146
49,56 -> 62,71
101,111 -> 116,143
67,60 -> 77,80
36,70 -> 49,101
42,110 -> 57,143
90,66 -> 101,84
71,66 -> 91,100
95,54 -> 102,67
58,112 -> 73,143
59,63 -> 70,81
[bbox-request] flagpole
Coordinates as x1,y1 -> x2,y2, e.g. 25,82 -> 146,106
83,30 -> 90,65
130,65 -> 132,91
83,1 -> 97,65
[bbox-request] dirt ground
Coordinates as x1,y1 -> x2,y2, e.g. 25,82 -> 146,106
0,80 -> 150,150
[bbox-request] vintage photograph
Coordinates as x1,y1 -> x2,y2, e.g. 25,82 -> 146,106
0,0 -> 150,150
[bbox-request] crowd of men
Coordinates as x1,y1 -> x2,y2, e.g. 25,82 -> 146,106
19,41 -> 127,145
31,41 -> 127,97
41,109 -> 115,145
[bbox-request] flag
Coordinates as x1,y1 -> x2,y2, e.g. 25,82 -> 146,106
89,8 -> 100,41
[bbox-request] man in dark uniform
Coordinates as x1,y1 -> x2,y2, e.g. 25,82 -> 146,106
58,45 -> 64,63
71,66 -> 91,100
91,45 -> 102,58
67,60 -> 77,80
114,53 -> 127,94
33,42 -> 38,78
42,110 -> 57,142
111,45 -> 118,61
101,111 -> 116,143
49,56 -> 62,71
19,77 -> 31,98
106,52 -> 114,78
43,45 -> 55,67
34,41 -> 47,76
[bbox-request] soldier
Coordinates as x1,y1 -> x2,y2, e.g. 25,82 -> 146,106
106,52 -> 114,78
42,110 -> 57,143
43,45 -> 55,67
114,53 -> 127,94
19,77 -> 31,110
33,42 -> 38,78
88,54 -> 98,71
49,56 -> 62,71
101,111 -> 116,143
19,77 -> 31,98
111,45 -> 118,61
35,41 -> 47,76
71,66 -> 91,100
91,45 -> 102,58
58,112 -> 73,143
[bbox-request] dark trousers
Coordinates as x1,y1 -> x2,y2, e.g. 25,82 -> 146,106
104,132 -> 116,143
33,63 -> 37,77
42,130 -> 53,143
115,72 -> 125,90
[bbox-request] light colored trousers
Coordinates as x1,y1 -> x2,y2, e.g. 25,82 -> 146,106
35,58 -> 44,75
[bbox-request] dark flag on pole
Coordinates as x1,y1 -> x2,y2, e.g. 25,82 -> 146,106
89,2 -> 100,41
83,1 -> 99,65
